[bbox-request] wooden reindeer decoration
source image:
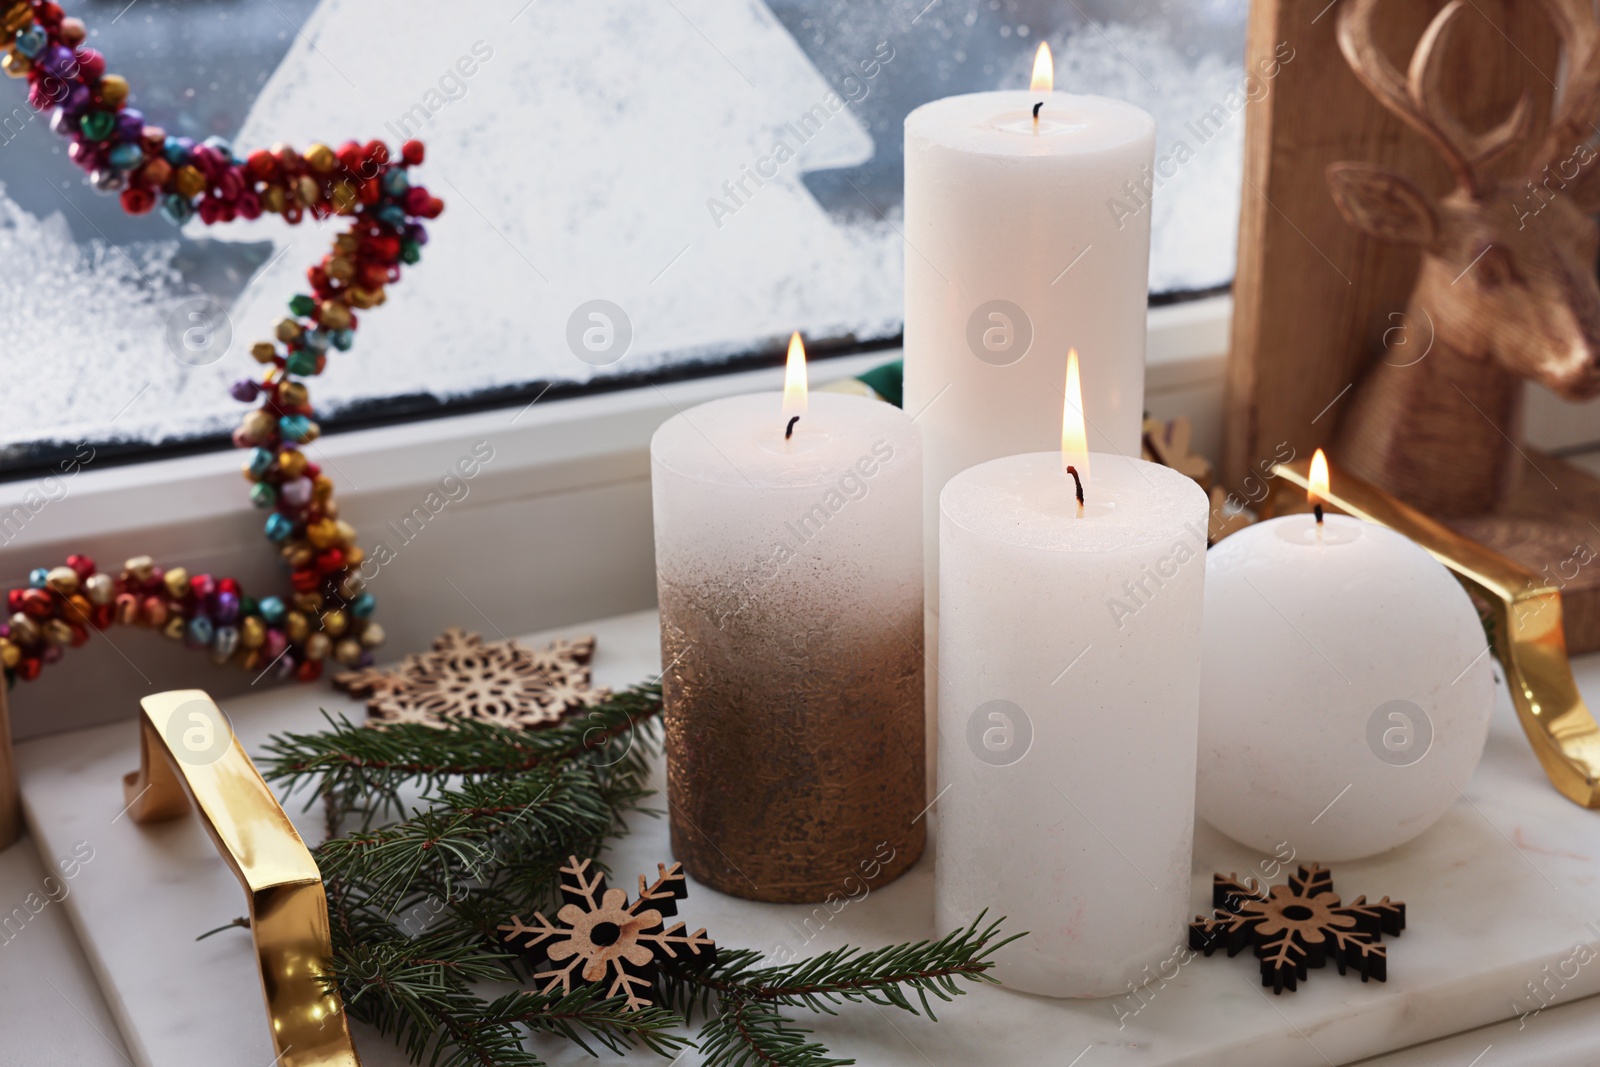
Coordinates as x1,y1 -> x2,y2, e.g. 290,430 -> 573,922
1326,0 -> 1600,518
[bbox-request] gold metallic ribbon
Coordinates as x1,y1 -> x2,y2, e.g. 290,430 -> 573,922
124,689 -> 362,1066
1271,460 -> 1600,808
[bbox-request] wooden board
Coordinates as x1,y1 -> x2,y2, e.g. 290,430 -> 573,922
1222,0 -> 1600,650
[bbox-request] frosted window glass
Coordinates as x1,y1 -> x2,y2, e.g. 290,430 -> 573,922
0,0 -> 1246,473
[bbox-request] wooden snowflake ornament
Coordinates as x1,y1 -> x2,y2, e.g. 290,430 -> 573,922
1141,415 -> 1213,489
332,627 -> 608,730
498,856 -> 716,1011
1190,864 -> 1405,994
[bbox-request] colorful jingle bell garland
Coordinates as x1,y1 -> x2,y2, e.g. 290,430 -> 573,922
0,0 -> 443,686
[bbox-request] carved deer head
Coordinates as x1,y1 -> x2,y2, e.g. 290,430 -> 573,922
1327,0 -> 1600,400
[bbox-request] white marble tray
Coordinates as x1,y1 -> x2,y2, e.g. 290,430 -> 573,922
0,831 -> 131,1067
16,609 -> 1600,1066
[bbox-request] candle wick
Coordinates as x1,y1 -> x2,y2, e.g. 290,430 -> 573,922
1313,503 -> 1323,526
1033,101 -> 1043,120
785,415 -> 800,440
1066,464 -> 1085,517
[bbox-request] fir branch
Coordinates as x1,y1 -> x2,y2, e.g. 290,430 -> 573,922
261,675 -> 1018,1067
661,912 -> 1018,1022
334,934 -> 687,1066
313,761 -> 630,915
481,988 -> 688,1059
330,934 -> 536,1066
261,683 -> 663,824
195,916 -> 250,941
696,998 -> 850,1067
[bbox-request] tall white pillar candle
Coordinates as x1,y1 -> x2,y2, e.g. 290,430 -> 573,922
651,360 -> 926,903
904,57 -> 1156,607
937,449 -> 1207,997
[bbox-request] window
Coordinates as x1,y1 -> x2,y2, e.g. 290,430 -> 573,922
0,0 -> 1247,475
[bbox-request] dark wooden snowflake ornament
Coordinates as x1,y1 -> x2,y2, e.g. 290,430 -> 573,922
1190,863 -> 1405,994
497,856 -> 717,1011
332,627 -> 608,730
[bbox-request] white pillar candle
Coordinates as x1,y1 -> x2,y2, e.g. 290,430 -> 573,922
936,365 -> 1208,997
651,339 -> 926,903
904,46 -> 1156,608
1197,456 -> 1494,860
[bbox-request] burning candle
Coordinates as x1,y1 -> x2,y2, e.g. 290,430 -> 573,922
651,334 -> 926,903
935,353 -> 1208,997
904,43 -> 1156,610
1197,451 -> 1494,860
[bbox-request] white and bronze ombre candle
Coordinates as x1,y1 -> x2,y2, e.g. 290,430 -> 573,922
651,335 -> 925,903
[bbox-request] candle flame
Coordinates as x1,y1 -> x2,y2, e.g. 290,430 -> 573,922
1309,448 -> 1330,506
1031,42 -> 1054,93
782,331 -> 808,418
1061,348 -> 1089,484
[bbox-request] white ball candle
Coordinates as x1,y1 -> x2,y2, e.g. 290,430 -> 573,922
1197,497 -> 1494,861
905,46 -> 1156,607
936,366 -> 1208,997
651,339 -> 925,903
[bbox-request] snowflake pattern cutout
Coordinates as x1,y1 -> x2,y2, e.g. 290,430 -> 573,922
1189,863 -> 1405,994
333,628 -> 608,730
498,856 -> 717,1011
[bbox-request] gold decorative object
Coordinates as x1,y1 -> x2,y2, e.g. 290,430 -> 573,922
0,683 -> 19,851
1227,0 -> 1600,653
1325,0 -> 1600,519
1270,458 -> 1600,808
124,689 -> 362,1066
332,628 -> 607,729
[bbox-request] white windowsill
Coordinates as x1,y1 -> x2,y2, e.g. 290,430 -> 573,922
1,295 -> 1233,738
0,294 -> 1232,546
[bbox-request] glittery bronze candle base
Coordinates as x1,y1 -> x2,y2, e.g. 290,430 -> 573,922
660,585 -> 926,904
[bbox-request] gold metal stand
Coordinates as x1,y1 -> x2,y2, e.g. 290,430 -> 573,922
0,683 -> 20,851
1271,460 -> 1600,808
125,689 -> 362,1066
